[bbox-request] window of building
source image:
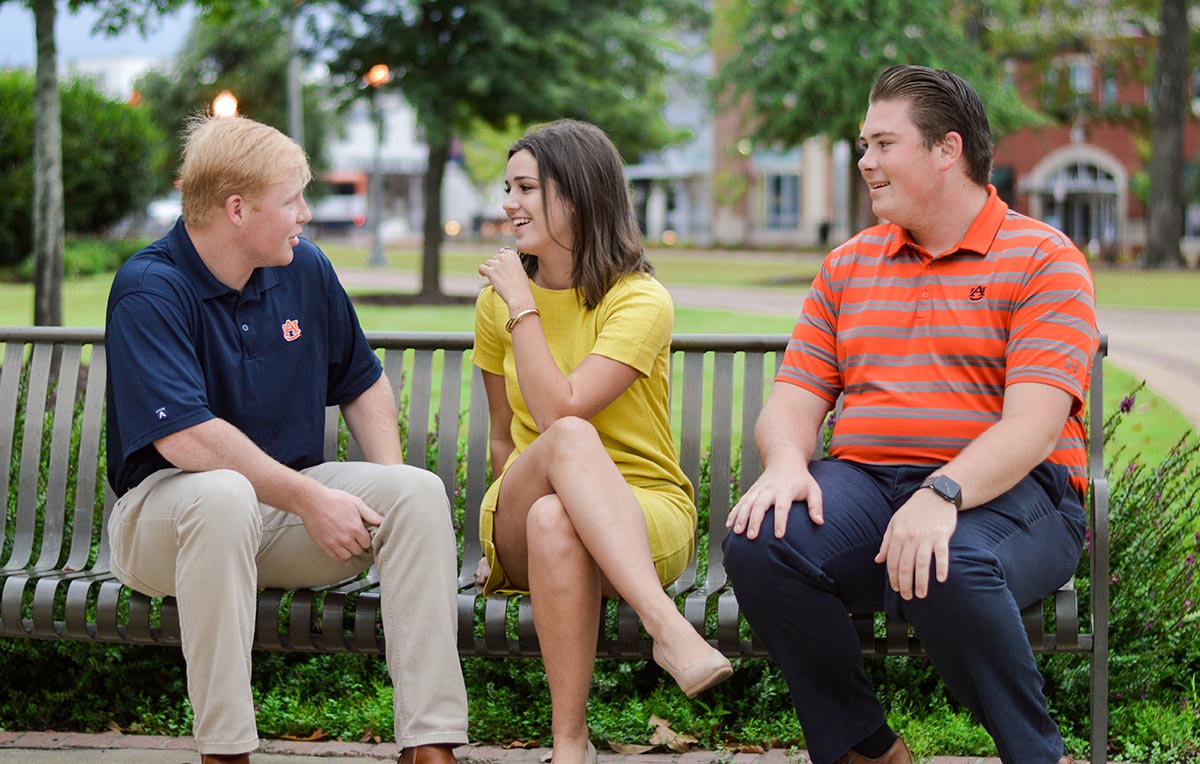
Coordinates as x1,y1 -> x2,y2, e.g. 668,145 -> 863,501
1101,62 -> 1118,107
1069,60 -> 1093,109
764,173 -> 800,229
1191,67 -> 1200,116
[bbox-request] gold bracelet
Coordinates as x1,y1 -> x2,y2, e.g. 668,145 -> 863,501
505,307 -> 540,333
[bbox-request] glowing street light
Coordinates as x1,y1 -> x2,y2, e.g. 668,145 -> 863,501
212,90 -> 238,118
364,63 -> 391,89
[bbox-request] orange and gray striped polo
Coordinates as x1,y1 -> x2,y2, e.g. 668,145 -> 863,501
779,186 -> 1099,497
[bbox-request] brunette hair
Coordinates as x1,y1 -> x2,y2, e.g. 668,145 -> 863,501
178,115 -> 311,226
508,119 -> 651,309
869,65 -> 994,186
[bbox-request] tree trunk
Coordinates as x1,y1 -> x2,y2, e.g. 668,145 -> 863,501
1143,0 -> 1187,269
420,138 -> 449,298
33,0 -> 64,325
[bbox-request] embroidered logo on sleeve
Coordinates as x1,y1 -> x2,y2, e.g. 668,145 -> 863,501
155,407 -> 167,420
281,319 -> 302,342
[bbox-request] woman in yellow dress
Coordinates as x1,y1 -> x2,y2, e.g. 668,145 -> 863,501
473,120 -> 732,764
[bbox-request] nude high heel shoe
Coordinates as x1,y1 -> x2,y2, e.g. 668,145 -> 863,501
651,641 -> 733,698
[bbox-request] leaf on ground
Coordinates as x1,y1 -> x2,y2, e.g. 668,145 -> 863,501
105,721 -> 122,734
503,740 -> 541,750
359,731 -> 382,744
735,744 -> 765,754
608,743 -> 655,754
648,715 -> 698,753
280,728 -> 328,742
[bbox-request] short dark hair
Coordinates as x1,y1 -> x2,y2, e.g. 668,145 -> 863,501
508,119 -> 651,309
869,65 -> 993,186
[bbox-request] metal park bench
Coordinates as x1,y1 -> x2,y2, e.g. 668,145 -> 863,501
0,326 -> 1109,763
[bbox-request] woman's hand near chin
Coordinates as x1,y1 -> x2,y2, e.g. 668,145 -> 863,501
479,247 -> 535,311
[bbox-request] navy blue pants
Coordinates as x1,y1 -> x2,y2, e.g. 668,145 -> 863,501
722,459 -> 1086,764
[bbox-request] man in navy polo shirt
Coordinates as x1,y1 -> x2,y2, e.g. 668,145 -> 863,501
105,115 -> 468,764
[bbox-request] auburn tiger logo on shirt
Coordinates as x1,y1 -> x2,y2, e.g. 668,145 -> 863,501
281,319 -> 302,342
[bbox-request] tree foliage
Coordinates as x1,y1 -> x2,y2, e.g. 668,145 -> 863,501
0,70 -> 162,267
316,0 -> 704,298
712,0 -> 1043,152
134,1 -> 336,193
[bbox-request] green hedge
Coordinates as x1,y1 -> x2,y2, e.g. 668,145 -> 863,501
0,71 -> 165,267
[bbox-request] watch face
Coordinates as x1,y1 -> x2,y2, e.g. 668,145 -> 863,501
930,475 -> 962,507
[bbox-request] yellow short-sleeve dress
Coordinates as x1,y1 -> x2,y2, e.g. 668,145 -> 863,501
472,273 -> 696,595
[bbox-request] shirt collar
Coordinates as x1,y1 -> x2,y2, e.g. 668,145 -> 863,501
883,184 -> 1008,260
164,217 -> 281,300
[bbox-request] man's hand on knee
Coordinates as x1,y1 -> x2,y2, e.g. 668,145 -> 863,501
297,486 -> 383,561
726,463 -> 823,539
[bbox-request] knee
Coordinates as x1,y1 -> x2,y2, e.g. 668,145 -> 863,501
540,416 -> 601,457
900,548 -> 1004,619
175,469 -> 260,542
525,494 -> 585,563
376,465 -> 453,534
722,522 -> 776,585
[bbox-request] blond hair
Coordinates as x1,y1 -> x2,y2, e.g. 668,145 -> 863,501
178,115 -> 312,226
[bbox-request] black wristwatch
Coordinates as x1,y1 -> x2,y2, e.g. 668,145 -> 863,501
920,474 -> 962,510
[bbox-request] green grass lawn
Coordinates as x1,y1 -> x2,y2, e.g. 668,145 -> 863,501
324,241 -> 1200,309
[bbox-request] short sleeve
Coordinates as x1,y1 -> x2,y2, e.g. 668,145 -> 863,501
473,286 -> 506,375
106,291 -> 215,459
1005,244 -> 1099,414
590,276 -> 673,376
776,258 -> 842,402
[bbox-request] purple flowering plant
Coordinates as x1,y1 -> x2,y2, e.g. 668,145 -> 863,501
1063,384 -> 1200,751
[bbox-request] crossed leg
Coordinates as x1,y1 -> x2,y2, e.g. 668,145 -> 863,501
491,417 -> 719,764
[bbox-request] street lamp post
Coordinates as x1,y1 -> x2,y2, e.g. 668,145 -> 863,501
364,64 -> 391,268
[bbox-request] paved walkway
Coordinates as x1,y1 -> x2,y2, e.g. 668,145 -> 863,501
337,268 -> 1200,432
0,730 -> 1131,763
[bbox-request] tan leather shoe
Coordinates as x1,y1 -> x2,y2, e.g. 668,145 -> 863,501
651,642 -> 733,698
398,744 -> 458,764
838,736 -> 913,764
200,754 -> 250,764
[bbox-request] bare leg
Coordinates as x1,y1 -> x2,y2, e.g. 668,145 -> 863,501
492,417 -> 722,761
525,493 -> 601,764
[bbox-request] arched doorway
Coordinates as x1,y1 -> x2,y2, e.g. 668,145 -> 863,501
1025,147 -> 1125,257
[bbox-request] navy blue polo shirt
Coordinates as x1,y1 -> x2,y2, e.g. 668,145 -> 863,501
105,218 -> 383,495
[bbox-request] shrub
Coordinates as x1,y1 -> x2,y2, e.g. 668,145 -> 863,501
7,236 -> 147,282
0,71 -> 165,267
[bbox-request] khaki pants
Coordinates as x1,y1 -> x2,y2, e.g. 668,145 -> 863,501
108,462 -> 469,756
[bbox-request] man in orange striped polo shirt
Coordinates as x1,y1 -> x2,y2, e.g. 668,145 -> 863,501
724,65 -> 1099,764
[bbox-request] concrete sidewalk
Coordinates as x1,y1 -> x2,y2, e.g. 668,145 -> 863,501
0,731 -> 1129,764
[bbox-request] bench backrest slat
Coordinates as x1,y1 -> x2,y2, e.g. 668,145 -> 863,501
672,351 -> 707,594
0,342 -> 26,562
405,349 -> 436,467
434,350 -> 465,507
704,351 -> 736,591
459,366 -> 491,587
67,344 -> 108,570
9,343 -> 55,570
739,350 -> 768,495
38,343 -> 84,568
